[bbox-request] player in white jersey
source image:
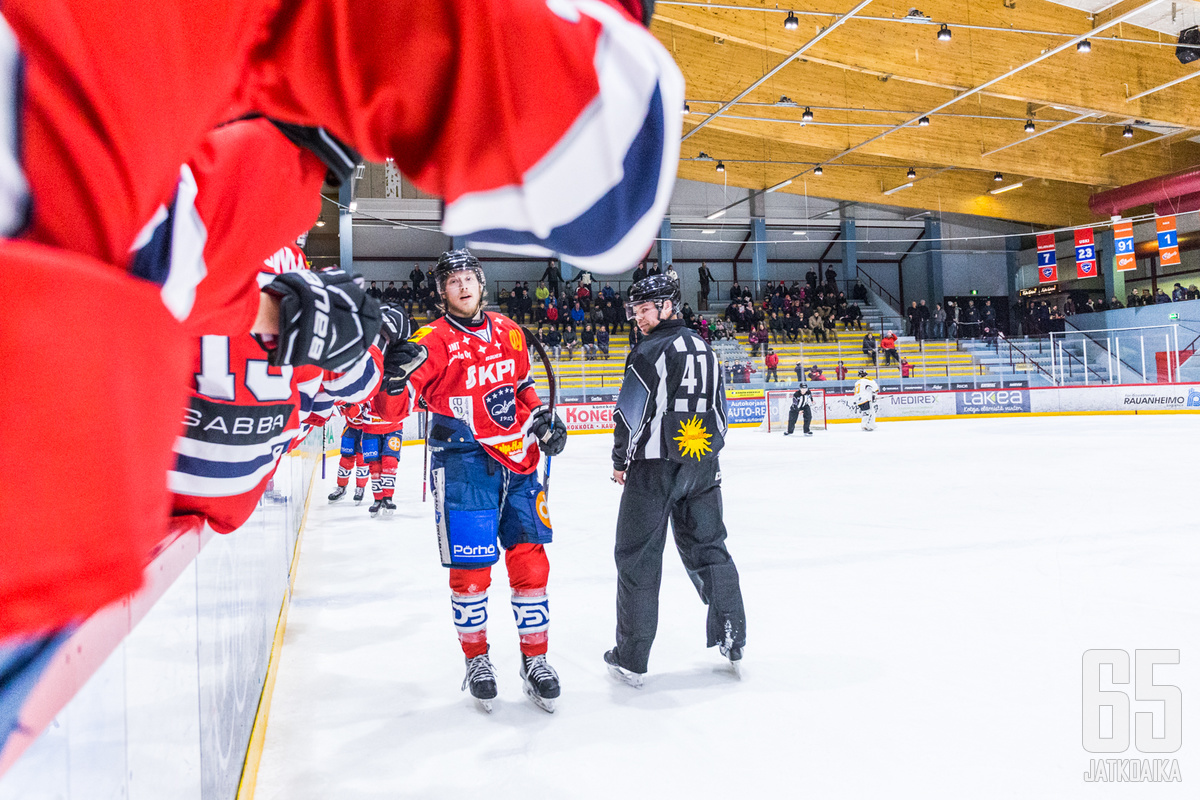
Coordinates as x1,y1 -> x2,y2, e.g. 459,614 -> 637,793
852,370 -> 880,431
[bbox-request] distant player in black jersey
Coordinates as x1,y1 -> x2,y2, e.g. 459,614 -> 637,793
604,276 -> 746,687
784,383 -> 814,436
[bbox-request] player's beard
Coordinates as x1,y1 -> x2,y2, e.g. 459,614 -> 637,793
445,287 -> 482,320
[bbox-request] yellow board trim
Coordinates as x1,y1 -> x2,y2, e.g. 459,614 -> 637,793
235,451 -> 326,800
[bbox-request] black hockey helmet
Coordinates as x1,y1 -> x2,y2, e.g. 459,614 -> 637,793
434,248 -> 485,294
858,370 -> 868,378
625,274 -> 680,320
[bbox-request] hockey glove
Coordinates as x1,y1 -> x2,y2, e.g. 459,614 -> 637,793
377,304 -> 411,348
529,407 -> 567,456
382,342 -> 429,395
262,269 -> 381,372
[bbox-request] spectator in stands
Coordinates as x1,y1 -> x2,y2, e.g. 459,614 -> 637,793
835,360 -> 847,381
805,269 -> 819,290
822,306 -> 839,343
1127,288 -> 1142,307
581,324 -> 597,360
629,322 -> 645,349
597,325 -> 611,359
647,262 -> 662,277
410,264 -> 425,294
946,300 -> 959,338
367,281 -> 383,300
1109,296 -> 1124,309
881,331 -> 899,365
589,303 -> 604,329
666,263 -> 679,283
768,311 -> 783,343
399,281 -> 414,315
931,303 -> 946,339
853,281 -> 868,301
1172,283 -> 1186,302
900,358 -> 912,378
425,265 -> 437,291
602,283 -> 616,302
748,322 -> 765,356
1188,285 -> 1200,300
906,301 -> 921,338
807,365 -> 825,382
963,301 -> 981,339
982,325 -> 998,345
842,302 -> 863,331
632,262 -> 647,283
808,309 -> 828,343
575,282 -> 591,310
543,324 -> 562,360
603,299 -> 622,333
698,263 -> 713,310
919,300 -> 932,339
541,260 -> 563,296
765,349 -> 779,382
983,300 -> 996,331
794,361 -> 805,382
681,302 -> 696,328
1155,287 -> 1171,304
824,266 -> 837,289
561,324 -> 578,360
1063,297 -> 1075,316
785,310 -> 801,342
729,281 -> 744,303
383,281 -> 401,305
862,332 -> 877,365
423,289 -> 440,317
698,318 -> 711,343
545,301 -> 560,325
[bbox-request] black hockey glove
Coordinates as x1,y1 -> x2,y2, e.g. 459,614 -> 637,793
382,342 -> 429,396
377,304 -> 411,348
262,269 -> 381,372
529,407 -> 567,456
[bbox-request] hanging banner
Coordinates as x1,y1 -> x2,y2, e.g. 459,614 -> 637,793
1073,227 -> 1097,279
1113,220 -> 1137,272
1036,233 -> 1058,284
1156,215 -> 1181,267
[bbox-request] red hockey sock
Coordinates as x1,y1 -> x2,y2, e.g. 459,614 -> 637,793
369,460 -> 383,498
381,455 -> 398,498
355,452 -> 368,489
336,454 -> 355,487
450,568 -> 492,657
507,545 -> 549,657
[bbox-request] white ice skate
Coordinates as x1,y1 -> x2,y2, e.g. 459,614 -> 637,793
603,649 -> 644,689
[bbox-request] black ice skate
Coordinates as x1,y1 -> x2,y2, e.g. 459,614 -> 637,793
353,486 -> 365,504
380,497 -> 396,518
804,431 -> 813,436
603,649 -> 643,689
719,619 -> 744,677
369,497 -> 384,518
328,485 -> 347,503
519,654 -> 561,713
462,652 -> 498,712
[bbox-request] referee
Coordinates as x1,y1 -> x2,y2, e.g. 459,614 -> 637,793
604,276 -> 747,686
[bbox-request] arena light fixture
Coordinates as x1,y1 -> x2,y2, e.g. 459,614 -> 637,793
802,107 -> 814,122
1123,125 -> 1134,138
989,181 -> 1024,195
682,102 -> 691,115
706,208 -> 727,220
1024,119 -> 1036,133
906,167 -> 917,179
918,116 -> 930,127
784,11 -> 799,30
315,219 -> 326,227
715,161 -> 726,173
937,24 -> 951,41
994,172 -> 1004,182
777,95 -> 797,107
883,182 -> 914,196
813,165 -> 823,175
1077,39 -> 1092,53
792,230 -> 808,235
702,229 -> 717,234
766,179 -> 793,192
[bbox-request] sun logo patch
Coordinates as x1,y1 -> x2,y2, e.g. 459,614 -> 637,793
536,491 -> 552,528
509,329 -> 523,350
409,326 -> 434,343
387,436 -> 403,451
674,416 -> 712,460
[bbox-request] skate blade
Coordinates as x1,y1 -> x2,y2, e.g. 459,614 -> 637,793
606,663 -> 644,689
523,683 -> 556,713
328,496 -> 345,504
474,698 -> 494,713
382,508 -> 395,518
354,498 -> 364,506
728,659 -> 743,679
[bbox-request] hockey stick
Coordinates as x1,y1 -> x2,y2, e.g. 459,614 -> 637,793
521,326 -> 558,497
320,424 -> 327,480
421,407 -> 430,503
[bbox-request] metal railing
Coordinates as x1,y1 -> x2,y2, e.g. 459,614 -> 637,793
1050,324 -> 1182,385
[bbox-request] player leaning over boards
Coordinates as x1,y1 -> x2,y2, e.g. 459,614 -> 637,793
606,276 -> 747,687
374,250 -> 567,714
853,370 -> 881,431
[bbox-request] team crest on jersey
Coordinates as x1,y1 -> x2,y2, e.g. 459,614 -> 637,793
483,386 -> 517,428
508,329 -> 523,350
410,326 -> 434,343
674,416 -> 712,460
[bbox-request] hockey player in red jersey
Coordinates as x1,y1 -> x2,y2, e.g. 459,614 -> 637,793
3,0 -> 682,640
329,403 -> 371,506
340,397 -> 406,518
375,249 -> 567,713
169,246 -> 387,536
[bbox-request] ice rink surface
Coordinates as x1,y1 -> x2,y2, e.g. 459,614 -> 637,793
256,416 -> 1200,799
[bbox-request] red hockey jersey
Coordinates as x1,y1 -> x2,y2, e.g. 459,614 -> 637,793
170,335 -> 382,535
375,314 -> 543,474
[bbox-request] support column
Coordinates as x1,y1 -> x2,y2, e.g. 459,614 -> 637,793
925,218 -> 944,304
659,218 -> 673,271
1098,227 -> 1124,305
338,180 -> 355,271
840,219 -> 858,292
751,217 -> 767,297
1005,234 -> 1021,299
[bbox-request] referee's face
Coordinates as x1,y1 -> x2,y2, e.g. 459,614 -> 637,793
632,300 -> 668,334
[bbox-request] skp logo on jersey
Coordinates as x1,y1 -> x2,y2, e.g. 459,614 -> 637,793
465,359 -> 516,390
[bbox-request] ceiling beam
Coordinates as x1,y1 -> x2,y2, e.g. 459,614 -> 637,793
682,0 -> 877,142
1127,67 -> 1200,102
980,112 -> 1094,159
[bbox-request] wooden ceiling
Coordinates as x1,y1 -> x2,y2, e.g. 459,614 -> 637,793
654,0 -> 1200,225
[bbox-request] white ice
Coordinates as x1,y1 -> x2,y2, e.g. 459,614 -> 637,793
256,416 -> 1200,799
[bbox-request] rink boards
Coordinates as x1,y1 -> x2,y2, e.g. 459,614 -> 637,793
554,383 -> 1200,432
